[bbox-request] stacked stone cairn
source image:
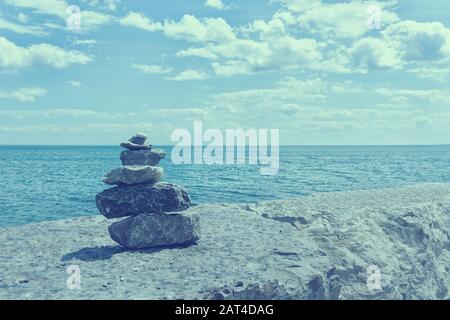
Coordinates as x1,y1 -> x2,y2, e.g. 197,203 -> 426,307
95,133 -> 200,249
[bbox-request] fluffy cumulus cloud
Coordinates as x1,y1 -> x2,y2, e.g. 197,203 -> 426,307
204,0 -> 225,10
348,37 -> 402,70
382,20 -> 450,61
169,12 -> 325,76
119,11 -> 162,31
276,0 -> 399,39
180,35 -> 322,76
270,1 -> 450,73
0,87 -> 47,102
348,20 -> 450,71
164,15 -> 236,43
0,37 -> 92,70
116,7 -> 326,76
119,12 -> 235,43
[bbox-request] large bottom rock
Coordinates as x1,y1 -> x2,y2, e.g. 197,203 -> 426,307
108,212 -> 201,249
96,182 -> 191,219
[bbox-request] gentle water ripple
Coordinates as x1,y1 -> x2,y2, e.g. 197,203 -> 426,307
0,145 -> 449,227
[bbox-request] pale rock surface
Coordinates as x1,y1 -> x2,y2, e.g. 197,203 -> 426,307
1,183 -> 449,300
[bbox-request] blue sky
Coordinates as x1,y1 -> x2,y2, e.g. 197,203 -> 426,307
0,0 -> 449,145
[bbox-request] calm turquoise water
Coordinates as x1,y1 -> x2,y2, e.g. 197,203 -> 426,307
1,145 -> 450,227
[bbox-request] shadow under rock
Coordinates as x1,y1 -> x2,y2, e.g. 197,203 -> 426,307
61,242 -> 198,262
61,245 -> 125,262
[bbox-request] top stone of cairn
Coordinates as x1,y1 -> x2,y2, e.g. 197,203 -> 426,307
120,133 -> 151,150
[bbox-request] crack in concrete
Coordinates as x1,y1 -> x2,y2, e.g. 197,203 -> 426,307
244,204 -> 307,230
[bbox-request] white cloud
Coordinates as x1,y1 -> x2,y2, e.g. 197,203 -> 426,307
168,12 -> 324,76
4,0 -> 114,30
347,20 -> 450,72
277,1 -> 399,39
132,64 -> 173,74
73,39 -> 97,46
1,79 -> 449,144
265,1 -> 450,74
165,69 -> 209,81
212,60 -> 251,76
105,0 -> 119,11
180,35 -> 322,76
240,18 -> 287,40
119,12 -> 236,43
0,87 -> 47,102
66,80 -> 82,87
164,15 -> 236,43
81,0 -> 120,11
80,10 -> 114,29
4,0 -> 68,17
119,11 -> 162,32
348,37 -> 402,70
277,0 -> 320,12
118,11 -> 324,76
408,64 -> 450,82
17,12 -> 28,23
382,20 -> 450,61
375,87 -> 450,104
204,0 -> 225,10
0,17 -> 47,36
176,47 -> 219,60
211,77 -> 334,109
199,76 -> 450,143
0,36 -> 92,70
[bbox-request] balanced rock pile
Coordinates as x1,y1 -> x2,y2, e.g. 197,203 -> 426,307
95,133 -> 200,249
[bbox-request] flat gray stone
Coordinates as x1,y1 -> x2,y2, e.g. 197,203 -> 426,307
129,136 -> 146,145
120,141 -> 151,150
96,182 -> 191,219
108,212 -> 201,249
103,166 -> 163,186
120,149 -> 166,166
128,133 -> 148,145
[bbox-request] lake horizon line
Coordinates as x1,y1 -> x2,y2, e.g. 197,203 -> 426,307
0,144 -> 449,148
